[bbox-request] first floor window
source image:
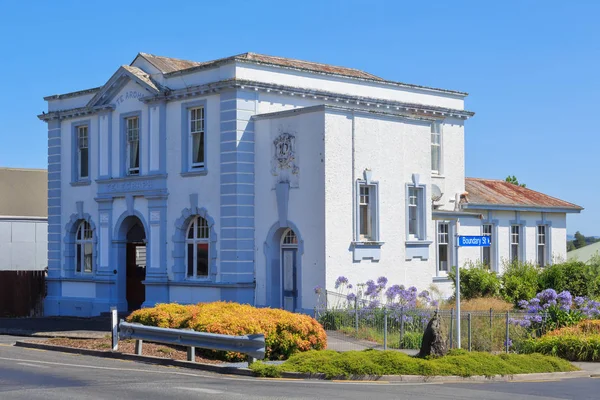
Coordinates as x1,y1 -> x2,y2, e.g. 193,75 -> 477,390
77,125 -> 89,179
359,185 -> 372,240
126,116 -> 140,175
482,224 -> 492,269
356,181 -> 378,242
186,216 -> 210,278
408,186 -> 423,239
190,107 -> 205,168
537,225 -> 546,267
431,122 -> 441,174
510,225 -> 520,263
76,221 -> 93,273
437,222 -> 449,272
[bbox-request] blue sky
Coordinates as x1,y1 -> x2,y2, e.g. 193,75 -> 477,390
1,0 -> 598,234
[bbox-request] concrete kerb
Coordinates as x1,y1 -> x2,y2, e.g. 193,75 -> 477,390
13,340 -> 592,383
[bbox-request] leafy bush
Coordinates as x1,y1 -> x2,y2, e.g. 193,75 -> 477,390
250,349 -> 577,379
538,261 -> 596,298
501,262 -> 541,305
448,264 -> 501,300
127,302 -> 327,361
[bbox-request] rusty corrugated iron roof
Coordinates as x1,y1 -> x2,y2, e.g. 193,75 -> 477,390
464,178 -> 582,211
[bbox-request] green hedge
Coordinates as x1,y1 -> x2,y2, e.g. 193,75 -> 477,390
518,335 -> 600,361
250,349 -> 577,379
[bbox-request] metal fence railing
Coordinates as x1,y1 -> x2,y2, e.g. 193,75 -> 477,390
315,291 -> 546,353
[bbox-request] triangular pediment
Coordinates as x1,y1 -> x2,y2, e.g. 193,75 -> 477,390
87,65 -> 165,107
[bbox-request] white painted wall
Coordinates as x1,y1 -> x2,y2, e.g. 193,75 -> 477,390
236,63 -> 466,110
459,210 -> 568,273
0,220 -> 47,270
164,94 -> 221,281
254,109 -> 326,311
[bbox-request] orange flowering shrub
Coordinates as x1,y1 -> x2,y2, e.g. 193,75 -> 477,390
127,302 -> 327,361
545,319 -> 600,337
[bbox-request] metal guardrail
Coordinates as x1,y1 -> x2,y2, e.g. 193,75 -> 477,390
117,320 -> 266,364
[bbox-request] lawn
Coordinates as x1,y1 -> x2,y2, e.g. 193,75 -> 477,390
250,349 -> 577,379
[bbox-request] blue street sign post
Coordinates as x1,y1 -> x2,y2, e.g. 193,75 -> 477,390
454,235 -> 492,349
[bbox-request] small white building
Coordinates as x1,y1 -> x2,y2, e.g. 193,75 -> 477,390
38,52 -> 581,316
0,168 -> 48,271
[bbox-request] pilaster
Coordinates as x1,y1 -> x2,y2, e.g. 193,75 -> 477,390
219,90 -> 256,284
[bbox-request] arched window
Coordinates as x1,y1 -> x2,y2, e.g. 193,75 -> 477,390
282,228 -> 298,246
186,216 -> 209,278
76,221 -> 93,273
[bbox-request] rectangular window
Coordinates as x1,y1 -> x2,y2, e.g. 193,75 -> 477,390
537,225 -> 546,267
190,107 -> 205,168
355,181 -> 379,242
437,222 -> 449,272
431,123 -> 441,174
126,116 -> 140,175
482,224 -> 492,269
510,225 -> 520,263
77,126 -> 89,179
359,185 -> 371,240
408,186 -> 421,238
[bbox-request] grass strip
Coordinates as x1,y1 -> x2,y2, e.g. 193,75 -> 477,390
250,349 -> 577,379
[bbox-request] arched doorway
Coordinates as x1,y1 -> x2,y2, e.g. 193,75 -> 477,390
116,215 -> 147,311
280,228 -> 298,312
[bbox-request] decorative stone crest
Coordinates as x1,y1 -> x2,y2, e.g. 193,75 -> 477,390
272,132 -> 298,174
271,130 -> 300,188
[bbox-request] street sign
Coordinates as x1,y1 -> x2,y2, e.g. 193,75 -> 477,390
458,235 -> 491,247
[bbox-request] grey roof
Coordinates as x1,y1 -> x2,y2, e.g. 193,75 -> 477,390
44,52 -> 470,101
567,241 -> 600,264
0,168 -> 48,218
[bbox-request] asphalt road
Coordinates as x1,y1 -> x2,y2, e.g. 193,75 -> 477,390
0,335 -> 598,400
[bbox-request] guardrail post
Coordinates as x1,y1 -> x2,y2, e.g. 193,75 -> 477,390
187,346 -> 195,362
111,308 -> 118,352
135,339 -> 143,355
467,313 -> 472,352
247,355 -> 256,366
383,307 -> 388,350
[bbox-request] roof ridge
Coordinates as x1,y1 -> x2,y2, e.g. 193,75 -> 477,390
243,52 -> 378,75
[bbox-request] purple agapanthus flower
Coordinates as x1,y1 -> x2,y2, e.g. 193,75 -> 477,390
347,293 -> 357,302
314,285 -> 322,294
377,276 -> 388,289
335,276 -> 349,289
518,300 -> 529,309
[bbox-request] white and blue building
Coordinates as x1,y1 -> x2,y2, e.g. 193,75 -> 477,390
39,52 -> 582,316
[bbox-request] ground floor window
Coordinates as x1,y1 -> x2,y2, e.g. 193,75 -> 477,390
537,225 -> 546,267
510,225 -> 520,263
76,220 -> 93,273
186,216 -> 209,278
437,222 -> 449,273
482,224 -> 492,269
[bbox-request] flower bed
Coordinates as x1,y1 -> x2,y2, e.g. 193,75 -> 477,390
518,320 -> 600,361
127,302 -> 327,361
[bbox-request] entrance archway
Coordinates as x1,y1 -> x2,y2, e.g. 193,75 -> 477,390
116,215 -> 147,311
280,228 -> 298,312
264,222 -> 303,312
